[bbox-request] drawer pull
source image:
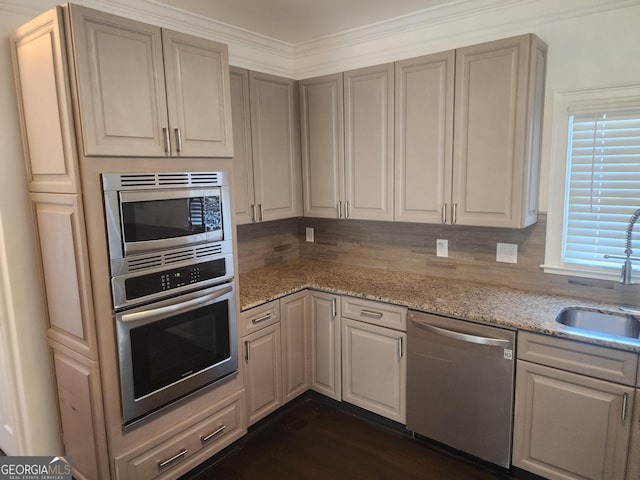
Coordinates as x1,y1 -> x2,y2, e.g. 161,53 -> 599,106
158,448 -> 188,469
202,425 -> 226,444
622,393 -> 628,421
360,309 -> 383,319
252,312 -> 273,324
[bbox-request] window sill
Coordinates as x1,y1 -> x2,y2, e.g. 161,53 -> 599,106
541,264 -> 623,283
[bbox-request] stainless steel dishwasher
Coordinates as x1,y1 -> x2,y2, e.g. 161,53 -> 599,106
407,310 -> 516,469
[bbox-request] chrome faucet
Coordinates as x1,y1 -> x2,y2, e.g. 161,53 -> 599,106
606,208 -> 640,284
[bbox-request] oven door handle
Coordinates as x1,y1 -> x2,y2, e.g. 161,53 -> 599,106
120,285 -> 232,324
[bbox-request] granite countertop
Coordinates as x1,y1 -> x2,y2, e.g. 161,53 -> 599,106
239,259 -> 640,353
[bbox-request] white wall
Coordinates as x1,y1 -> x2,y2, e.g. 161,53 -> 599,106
0,0 -> 638,456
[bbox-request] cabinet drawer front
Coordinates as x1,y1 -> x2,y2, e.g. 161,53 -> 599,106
240,299 -> 280,336
518,332 -> 638,385
341,296 -> 407,331
126,398 -> 243,479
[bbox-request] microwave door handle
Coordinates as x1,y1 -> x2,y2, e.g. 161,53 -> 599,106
120,285 -> 232,324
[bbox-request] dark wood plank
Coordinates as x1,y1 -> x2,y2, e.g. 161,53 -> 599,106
182,394 -> 513,480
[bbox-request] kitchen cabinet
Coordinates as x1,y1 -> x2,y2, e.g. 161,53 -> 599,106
240,300 -> 282,425
394,51 -> 454,224
514,332 -> 637,480
231,67 -> 302,224
280,291 -> 311,402
114,391 -> 245,479
301,65 -> 394,220
341,297 -> 407,423
69,4 -> 233,158
309,291 -> 342,400
395,35 -> 546,227
627,389 -> 640,480
299,73 -> 345,219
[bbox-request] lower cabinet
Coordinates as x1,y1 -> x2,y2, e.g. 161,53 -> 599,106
114,392 -> 246,479
244,323 -> 283,425
627,389 -> 640,480
241,292 -> 310,425
513,332 -> 638,480
309,290 -> 342,400
341,318 -> 406,423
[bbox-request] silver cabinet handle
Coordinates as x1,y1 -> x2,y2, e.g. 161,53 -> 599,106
162,127 -> 171,154
337,201 -> 342,218
175,127 -> 183,153
245,340 -> 250,361
331,298 -> 336,318
120,285 -> 232,324
411,319 -> 510,347
452,203 -> 457,225
398,337 -> 403,358
622,393 -> 628,421
345,201 -> 349,218
360,309 -> 383,319
201,425 -> 226,444
258,204 -> 263,222
158,448 -> 188,469
251,204 -> 256,222
442,203 -> 447,224
252,312 -> 273,324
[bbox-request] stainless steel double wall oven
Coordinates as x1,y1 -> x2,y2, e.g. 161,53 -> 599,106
102,171 -> 238,428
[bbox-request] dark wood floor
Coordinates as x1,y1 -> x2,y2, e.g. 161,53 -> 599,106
181,393 -> 516,480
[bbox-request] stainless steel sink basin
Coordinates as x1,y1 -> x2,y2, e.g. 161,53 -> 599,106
555,307 -> 640,339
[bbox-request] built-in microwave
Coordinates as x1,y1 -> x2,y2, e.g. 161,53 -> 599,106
102,172 -> 233,276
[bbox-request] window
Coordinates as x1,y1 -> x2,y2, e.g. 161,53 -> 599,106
544,84 -> 640,281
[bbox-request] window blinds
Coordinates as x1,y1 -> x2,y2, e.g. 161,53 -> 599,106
563,110 -> 640,268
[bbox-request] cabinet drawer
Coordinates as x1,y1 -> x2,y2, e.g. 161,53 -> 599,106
341,296 -> 407,331
122,396 -> 244,479
240,300 -> 280,336
518,332 -> 638,386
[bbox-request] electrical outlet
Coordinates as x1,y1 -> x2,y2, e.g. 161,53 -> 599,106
496,243 -> 518,263
436,239 -> 448,257
306,227 -> 315,243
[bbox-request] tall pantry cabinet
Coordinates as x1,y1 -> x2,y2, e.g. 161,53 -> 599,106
11,5 -> 244,480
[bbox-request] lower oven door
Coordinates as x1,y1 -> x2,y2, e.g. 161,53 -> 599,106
116,282 -> 238,427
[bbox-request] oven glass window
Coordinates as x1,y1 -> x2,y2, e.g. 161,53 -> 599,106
129,300 -> 230,399
121,195 -> 221,242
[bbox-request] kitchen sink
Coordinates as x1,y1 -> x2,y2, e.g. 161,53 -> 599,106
555,307 -> 640,339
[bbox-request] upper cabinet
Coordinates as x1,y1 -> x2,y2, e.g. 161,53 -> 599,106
69,4 -> 233,158
300,64 -> 394,221
231,68 -> 302,224
452,35 -> 546,228
396,34 -> 546,228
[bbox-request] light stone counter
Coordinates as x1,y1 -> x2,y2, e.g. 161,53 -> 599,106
239,259 -> 640,353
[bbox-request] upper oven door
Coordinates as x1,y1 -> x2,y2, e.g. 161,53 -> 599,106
118,188 -> 223,256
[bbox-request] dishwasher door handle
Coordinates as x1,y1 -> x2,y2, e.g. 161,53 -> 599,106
411,319 -> 511,347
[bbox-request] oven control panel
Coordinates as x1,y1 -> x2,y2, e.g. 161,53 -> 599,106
124,259 -> 227,302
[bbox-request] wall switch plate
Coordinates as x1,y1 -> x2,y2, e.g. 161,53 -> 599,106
306,227 -> 315,243
436,239 -> 448,257
496,243 -> 518,263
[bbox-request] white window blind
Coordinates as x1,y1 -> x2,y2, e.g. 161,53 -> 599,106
563,110 -> 640,269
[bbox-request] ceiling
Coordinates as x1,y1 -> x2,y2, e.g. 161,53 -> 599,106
155,0 -> 456,44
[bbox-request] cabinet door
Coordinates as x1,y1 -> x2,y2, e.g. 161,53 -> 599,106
513,360 -> 633,480
244,323 -> 282,425
309,291 -> 341,401
395,52 -> 454,224
452,34 -> 545,227
249,71 -> 302,222
162,29 -> 233,157
68,4 -> 169,157
342,319 -> 406,423
230,67 -> 255,225
280,292 -> 310,402
627,390 -> 640,480
300,73 -> 345,219
344,63 -> 394,221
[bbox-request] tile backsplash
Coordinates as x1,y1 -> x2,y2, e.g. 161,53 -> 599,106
236,215 -> 640,307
